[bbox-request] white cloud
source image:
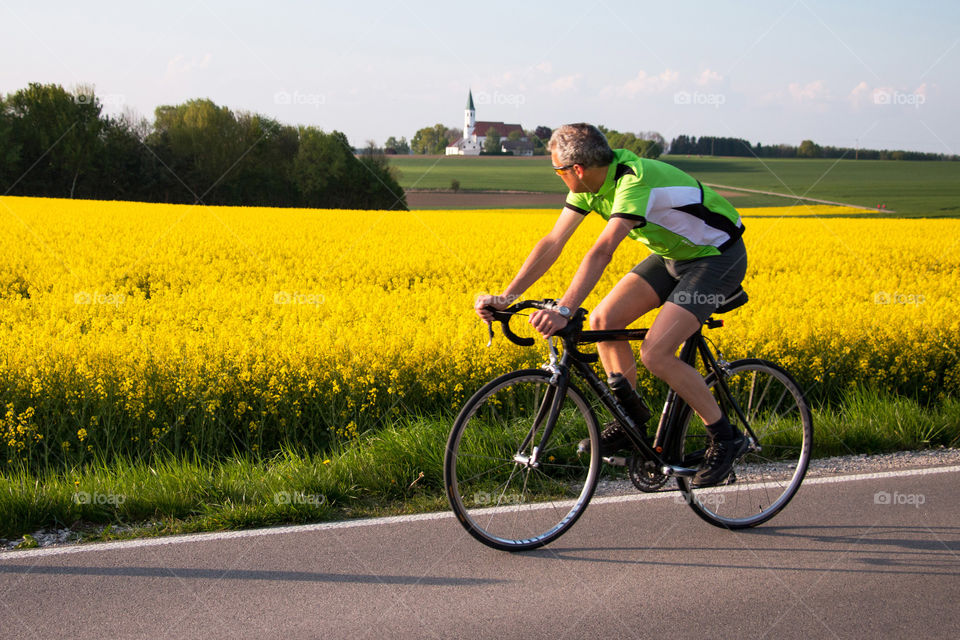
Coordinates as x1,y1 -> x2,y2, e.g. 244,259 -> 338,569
848,81 -> 933,110
758,80 -> 831,112
847,80 -> 871,108
696,69 -> 723,86
483,61 -> 554,92
549,74 -> 582,92
164,53 -> 213,81
603,69 -> 680,97
788,80 -> 828,103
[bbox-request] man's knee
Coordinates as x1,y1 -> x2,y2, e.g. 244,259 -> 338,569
639,342 -> 670,376
590,300 -> 648,331
589,307 -> 622,331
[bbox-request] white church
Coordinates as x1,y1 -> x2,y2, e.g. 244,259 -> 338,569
445,90 -> 533,156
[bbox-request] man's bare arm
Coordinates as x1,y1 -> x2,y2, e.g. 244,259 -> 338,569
501,207 -> 586,299
528,216 -> 636,337
476,207 -> 585,320
555,216 -> 635,311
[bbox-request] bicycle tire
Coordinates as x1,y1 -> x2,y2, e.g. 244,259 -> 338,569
444,369 -> 601,551
674,358 -> 813,529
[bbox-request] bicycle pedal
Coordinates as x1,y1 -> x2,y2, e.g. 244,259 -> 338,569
602,456 -> 629,467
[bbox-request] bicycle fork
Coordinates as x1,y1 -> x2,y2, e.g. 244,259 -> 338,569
513,339 -> 566,469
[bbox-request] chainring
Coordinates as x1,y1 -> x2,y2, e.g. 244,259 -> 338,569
628,455 -> 669,492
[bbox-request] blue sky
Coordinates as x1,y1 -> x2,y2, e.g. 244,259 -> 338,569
2,0 -> 957,153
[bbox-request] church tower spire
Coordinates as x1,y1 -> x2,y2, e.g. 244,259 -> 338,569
464,89 -> 476,140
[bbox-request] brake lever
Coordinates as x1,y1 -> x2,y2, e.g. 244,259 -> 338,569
485,321 -> 494,347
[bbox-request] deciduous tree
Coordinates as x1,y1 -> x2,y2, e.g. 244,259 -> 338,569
411,124 -> 449,154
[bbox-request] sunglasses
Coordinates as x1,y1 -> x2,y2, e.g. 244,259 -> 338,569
552,163 -> 576,176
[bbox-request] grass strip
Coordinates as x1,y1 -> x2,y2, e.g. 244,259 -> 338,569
2,390 -> 958,545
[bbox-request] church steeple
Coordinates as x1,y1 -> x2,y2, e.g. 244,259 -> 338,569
464,89 -> 476,139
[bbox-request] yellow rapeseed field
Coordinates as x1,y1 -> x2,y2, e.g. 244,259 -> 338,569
1,196 -> 958,468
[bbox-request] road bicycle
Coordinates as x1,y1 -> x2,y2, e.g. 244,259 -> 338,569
444,292 -> 812,551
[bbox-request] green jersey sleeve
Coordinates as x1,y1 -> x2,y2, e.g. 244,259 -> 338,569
564,192 -> 592,215
609,177 -> 650,225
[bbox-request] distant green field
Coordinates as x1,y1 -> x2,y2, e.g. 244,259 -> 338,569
389,155 -> 960,217
392,155 -> 559,192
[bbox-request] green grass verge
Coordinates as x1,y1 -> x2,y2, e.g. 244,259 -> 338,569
389,155 -> 960,217
2,389 -> 958,545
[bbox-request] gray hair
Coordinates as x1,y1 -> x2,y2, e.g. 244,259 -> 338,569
548,123 -> 614,168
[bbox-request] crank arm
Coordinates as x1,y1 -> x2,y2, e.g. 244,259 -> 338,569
660,465 -> 698,478
602,456 -> 629,467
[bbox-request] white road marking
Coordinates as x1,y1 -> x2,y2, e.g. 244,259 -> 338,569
2,464 -> 957,560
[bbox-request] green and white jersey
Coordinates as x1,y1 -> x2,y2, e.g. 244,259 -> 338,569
564,149 -> 744,260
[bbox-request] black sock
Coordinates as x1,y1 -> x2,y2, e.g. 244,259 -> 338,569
705,416 -> 735,441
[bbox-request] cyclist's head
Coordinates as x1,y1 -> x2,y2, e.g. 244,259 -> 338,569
548,124 -> 614,169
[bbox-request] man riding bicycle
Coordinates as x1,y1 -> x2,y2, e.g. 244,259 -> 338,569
475,123 -> 748,487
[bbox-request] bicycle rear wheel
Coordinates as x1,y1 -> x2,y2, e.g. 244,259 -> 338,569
444,369 -> 600,551
676,359 -> 812,529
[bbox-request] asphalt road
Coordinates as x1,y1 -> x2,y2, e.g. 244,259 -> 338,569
1,467 -> 957,640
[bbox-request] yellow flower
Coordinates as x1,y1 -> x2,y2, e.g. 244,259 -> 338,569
0,196 -> 955,467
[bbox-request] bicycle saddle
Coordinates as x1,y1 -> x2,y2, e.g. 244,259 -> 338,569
714,287 -> 748,314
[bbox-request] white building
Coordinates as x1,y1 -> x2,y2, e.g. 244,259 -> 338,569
445,90 -> 531,156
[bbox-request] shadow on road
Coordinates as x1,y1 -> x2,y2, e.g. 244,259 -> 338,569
746,524 -> 960,552
521,524 -> 960,576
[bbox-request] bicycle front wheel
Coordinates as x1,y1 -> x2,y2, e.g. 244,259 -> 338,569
444,369 -> 600,551
676,359 -> 812,529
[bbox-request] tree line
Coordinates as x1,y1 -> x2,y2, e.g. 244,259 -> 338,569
0,83 -> 406,209
668,134 -> 958,161
394,124 -> 664,158
400,124 -> 553,155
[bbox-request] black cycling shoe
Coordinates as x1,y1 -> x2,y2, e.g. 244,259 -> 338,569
578,375 -> 653,458
578,420 -> 653,457
690,432 -> 749,488
578,420 -> 632,457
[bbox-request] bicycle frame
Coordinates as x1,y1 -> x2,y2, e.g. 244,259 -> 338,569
486,300 -> 761,475
535,318 -> 758,478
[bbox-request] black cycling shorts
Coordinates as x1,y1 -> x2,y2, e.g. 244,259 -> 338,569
630,238 -> 747,324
